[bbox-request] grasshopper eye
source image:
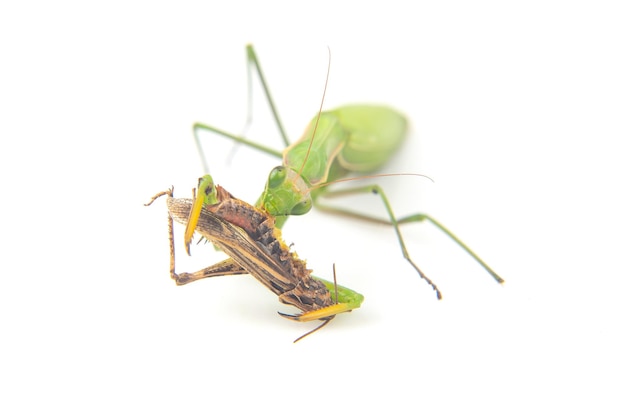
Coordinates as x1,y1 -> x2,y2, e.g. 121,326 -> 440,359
267,166 -> 286,189
290,198 -> 312,215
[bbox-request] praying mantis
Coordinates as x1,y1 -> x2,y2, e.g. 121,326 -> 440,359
187,44 -> 504,300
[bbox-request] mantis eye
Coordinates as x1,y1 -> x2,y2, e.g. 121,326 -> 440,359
290,198 -> 312,215
267,166 -> 286,189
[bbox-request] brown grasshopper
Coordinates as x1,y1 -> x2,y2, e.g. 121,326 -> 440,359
145,175 -> 364,342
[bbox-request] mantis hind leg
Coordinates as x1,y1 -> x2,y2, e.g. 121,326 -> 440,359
193,45 -> 288,173
315,185 -> 504,299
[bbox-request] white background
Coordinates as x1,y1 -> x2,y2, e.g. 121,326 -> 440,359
2,1 -> 625,415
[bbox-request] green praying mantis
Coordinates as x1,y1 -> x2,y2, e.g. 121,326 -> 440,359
186,44 -> 504,300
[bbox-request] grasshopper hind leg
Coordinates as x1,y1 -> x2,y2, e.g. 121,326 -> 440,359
145,188 -> 249,286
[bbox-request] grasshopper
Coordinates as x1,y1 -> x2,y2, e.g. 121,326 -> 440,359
146,176 -> 363,342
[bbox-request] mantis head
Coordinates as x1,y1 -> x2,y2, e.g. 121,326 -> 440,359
259,166 -> 313,216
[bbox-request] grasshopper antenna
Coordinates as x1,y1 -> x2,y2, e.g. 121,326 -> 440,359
292,263 -> 339,343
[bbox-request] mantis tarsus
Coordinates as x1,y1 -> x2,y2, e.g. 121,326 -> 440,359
189,44 -> 504,299
146,177 -> 364,342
